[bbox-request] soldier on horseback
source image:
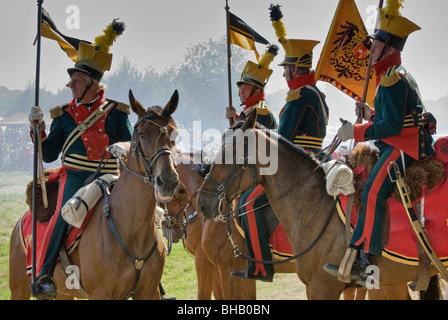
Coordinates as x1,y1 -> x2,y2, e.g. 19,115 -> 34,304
269,4 -> 329,155
28,20 -> 132,299
324,0 -> 435,286
225,45 -> 279,282
230,5 -> 330,282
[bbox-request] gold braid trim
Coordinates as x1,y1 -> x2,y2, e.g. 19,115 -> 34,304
50,103 -> 68,119
107,99 -> 130,114
380,66 -> 402,87
286,89 -> 302,102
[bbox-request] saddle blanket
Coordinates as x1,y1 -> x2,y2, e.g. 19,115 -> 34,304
20,206 -> 96,275
338,164 -> 448,266
233,206 -> 293,261
269,223 -> 293,260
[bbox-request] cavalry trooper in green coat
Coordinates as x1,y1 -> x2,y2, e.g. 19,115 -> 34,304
324,0 -> 435,286
28,20 -> 132,300
226,45 -> 279,282
269,4 -> 329,154
226,45 -> 279,128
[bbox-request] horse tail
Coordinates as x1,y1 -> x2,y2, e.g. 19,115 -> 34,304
419,275 -> 442,300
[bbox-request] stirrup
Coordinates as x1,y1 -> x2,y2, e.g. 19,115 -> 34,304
30,275 -> 57,300
337,248 -> 357,283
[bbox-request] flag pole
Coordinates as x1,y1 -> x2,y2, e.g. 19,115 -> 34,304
225,0 -> 235,126
31,0 -> 44,285
357,0 -> 383,124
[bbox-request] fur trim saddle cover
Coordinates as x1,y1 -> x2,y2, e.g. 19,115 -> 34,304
337,143 -> 448,265
21,168 -> 98,275
348,144 -> 446,203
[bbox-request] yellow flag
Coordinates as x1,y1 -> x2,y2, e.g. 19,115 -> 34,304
315,0 -> 376,107
40,7 -> 90,62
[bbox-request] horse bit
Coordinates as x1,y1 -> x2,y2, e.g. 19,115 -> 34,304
198,150 -> 258,221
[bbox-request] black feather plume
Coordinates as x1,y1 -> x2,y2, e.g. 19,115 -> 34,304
267,44 -> 279,57
269,4 -> 283,22
112,19 -> 126,36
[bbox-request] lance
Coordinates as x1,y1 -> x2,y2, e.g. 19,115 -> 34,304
31,0 -> 44,285
225,0 -> 235,127
356,0 -> 383,125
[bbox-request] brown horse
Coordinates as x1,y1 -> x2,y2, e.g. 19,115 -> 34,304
197,112 -> 443,300
162,168 -> 223,300
163,154 -> 257,299
9,90 -> 179,300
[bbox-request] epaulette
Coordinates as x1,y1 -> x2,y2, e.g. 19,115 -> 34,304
256,108 -> 271,116
50,103 -> 68,119
256,102 -> 272,116
107,99 -> 130,115
286,88 -> 301,102
380,65 -> 403,88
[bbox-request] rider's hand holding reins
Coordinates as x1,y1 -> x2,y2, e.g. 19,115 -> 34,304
336,118 -> 354,142
106,142 -> 130,157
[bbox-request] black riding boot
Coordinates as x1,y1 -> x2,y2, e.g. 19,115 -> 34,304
323,248 -> 376,288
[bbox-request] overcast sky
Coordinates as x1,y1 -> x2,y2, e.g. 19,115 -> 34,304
1,0 -> 448,101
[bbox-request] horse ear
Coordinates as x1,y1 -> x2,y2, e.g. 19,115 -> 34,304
129,89 -> 146,117
242,110 -> 257,131
162,89 -> 179,119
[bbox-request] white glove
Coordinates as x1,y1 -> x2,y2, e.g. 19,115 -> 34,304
29,106 -> 44,124
355,101 -> 372,121
337,118 -> 354,142
106,142 -> 130,157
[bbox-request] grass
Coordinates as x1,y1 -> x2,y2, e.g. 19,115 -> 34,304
0,171 -> 31,300
0,171 -> 306,300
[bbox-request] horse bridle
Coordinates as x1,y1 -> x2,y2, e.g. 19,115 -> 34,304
198,148 -> 258,219
119,110 -> 176,185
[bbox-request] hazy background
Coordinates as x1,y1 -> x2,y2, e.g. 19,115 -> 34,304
1,0 -> 447,171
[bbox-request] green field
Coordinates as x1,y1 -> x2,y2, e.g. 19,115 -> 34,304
0,171 -> 306,300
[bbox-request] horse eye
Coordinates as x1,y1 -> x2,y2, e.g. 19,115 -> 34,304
177,189 -> 186,194
138,132 -> 146,140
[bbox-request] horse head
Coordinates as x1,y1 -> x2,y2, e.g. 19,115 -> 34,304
128,89 -> 179,203
162,182 -> 193,244
198,111 -> 261,220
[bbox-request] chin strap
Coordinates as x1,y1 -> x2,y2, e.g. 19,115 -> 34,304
76,81 -> 94,104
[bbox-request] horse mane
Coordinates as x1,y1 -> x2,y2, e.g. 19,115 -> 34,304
229,119 -> 322,171
175,149 -> 212,177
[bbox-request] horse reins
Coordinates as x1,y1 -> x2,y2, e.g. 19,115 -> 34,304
99,109 -> 176,299
199,137 -> 339,265
162,188 -> 198,254
226,197 -> 338,265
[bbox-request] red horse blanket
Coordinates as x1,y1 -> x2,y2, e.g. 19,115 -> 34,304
20,206 -> 96,275
233,198 -> 293,261
338,164 -> 448,266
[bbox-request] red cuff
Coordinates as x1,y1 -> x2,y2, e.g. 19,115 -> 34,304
353,122 -> 373,143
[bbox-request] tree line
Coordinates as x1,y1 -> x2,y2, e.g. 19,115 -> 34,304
1,37 -> 263,133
